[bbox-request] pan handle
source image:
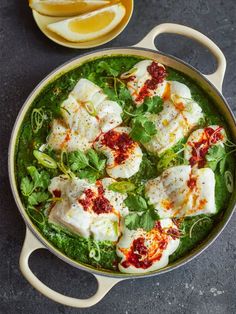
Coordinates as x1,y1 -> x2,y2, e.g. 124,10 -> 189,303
19,228 -> 122,308
134,23 -> 226,91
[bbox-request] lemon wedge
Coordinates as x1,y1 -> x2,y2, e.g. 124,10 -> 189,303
47,3 -> 126,42
29,0 -> 111,17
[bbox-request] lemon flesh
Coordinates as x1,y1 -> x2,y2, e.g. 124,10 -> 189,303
69,10 -> 114,34
47,3 -> 126,42
29,0 -> 110,17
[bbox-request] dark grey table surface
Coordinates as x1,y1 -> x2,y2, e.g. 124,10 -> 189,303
1,0 -> 236,313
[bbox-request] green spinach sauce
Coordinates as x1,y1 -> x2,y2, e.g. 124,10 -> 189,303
16,56 -> 235,272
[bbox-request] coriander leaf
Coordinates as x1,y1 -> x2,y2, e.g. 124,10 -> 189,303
125,208 -> 159,231
148,207 -> 160,221
79,169 -> 99,183
130,124 -> 152,143
133,115 -> 147,127
133,96 -> 163,116
20,177 -> 34,196
124,195 -> 147,211
28,191 -> 50,206
125,213 -> 140,230
140,211 -> 155,231
198,116 -> 207,128
135,184 -> 145,195
207,160 -> 218,171
96,61 -> 119,77
27,166 -> 50,189
87,149 -> 99,167
206,145 -> 225,162
124,192 -> 159,231
142,96 -> 163,114
130,116 -> 157,144
130,154 -> 157,184
108,181 -> 136,194
143,120 -> 157,135
118,85 -> 132,101
206,145 -> 226,172
27,166 -> 40,184
68,150 -> 89,171
102,86 -> 118,101
97,159 -> 106,172
87,149 -> 106,171
87,72 -> 97,83
38,171 -> 51,189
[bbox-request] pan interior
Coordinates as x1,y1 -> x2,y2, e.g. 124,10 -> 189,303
9,48 -> 236,278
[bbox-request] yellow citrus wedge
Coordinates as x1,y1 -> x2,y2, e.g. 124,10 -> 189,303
29,0 -> 111,17
47,3 -> 126,42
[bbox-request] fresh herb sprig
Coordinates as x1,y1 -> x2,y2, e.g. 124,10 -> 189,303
137,96 -> 163,115
124,194 -> 159,231
20,166 -> 50,206
32,147 -> 107,183
67,149 -> 106,182
127,96 -> 164,145
206,143 -> 236,175
96,61 -> 119,77
130,115 -> 157,144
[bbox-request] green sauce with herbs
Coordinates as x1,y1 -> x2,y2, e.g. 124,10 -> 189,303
15,56 -> 235,272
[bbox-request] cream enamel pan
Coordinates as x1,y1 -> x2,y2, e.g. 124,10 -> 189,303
8,24 -> 236,308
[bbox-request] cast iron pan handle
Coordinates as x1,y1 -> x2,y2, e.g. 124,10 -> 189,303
134,23 -> 226,92
19,228 -> 122,308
